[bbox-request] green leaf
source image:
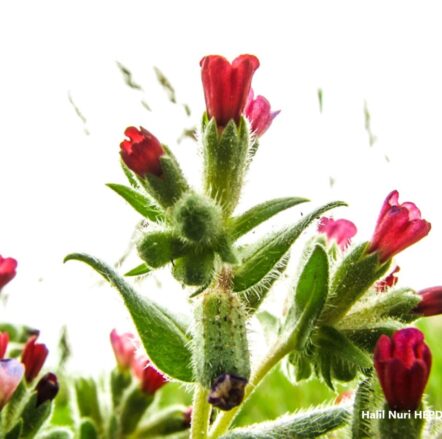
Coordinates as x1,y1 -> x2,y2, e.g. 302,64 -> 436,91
64,253 -> 193,382
107,183 -> 165,223
79,418 -> 100,439
228,197 -> 309,241
220,405 -> 350,438
120,159 -> 141,189
232,201 -> 346,292
124,263 -> 151,277
74,378 -> 102,429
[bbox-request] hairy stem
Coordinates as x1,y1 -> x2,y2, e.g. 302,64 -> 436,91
190,385 -> 212,439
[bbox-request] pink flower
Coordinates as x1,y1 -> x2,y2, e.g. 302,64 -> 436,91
200,55 -> 260,127
0,359 -> 24,409
131,355 -> 167,395
374,328 -> 431,410
120,127 -> 165,177
318,217 -> 357,250
0,256 -> 17,290
0,333 -> 9,359
369,191 -> 431,262
110,329 -> 140,370
21,335 -> 48,383
375,266 -> 400,292
244,90 -> 280,137
414,287 -> 442,317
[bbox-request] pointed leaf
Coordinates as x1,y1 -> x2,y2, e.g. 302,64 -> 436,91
107,183 -> 165,223
228,197 -> 309,241
124,263 -> 151,277
120,159 -> 140,189
232,201 -> 346,292
64,253 -> 193,382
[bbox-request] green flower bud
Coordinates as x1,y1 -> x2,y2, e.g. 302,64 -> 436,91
172,250 -> 214,286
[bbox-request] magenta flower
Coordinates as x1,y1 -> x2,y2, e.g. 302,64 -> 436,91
374,328 -> 431,410
110,329 -> 140,370
414,287 -> 442,317
21,335 -> 49,383
0,256 -> 17,290
120,126 -> 165,178
35,372 -> 59,406
375,266 -> 400,292
244,89 -> 280,137
0,359 -> 24,409
131,354 -> 167,395
318,217 -> 357,250
369,191 -> 431,262
0,333 -> 9,359
200,54 -> 260,127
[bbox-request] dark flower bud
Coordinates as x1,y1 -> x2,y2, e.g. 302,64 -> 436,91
35,372 -> 59,406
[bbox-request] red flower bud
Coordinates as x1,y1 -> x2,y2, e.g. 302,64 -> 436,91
0,256 -> 17,290
244,89 -> 280,137
35,372 -> 59,406
369,191 -> 431,262
0,359 -> 24,409
414,286 -> 442,317
131,355 -> 167,395
374,328 -> 431,410
318,217 -> 357,250
120,126 -> 165,177
0,332 -> 9,359
21,335 -> 48,383
375,266 -> 400,292
110,329 -> 140,370
200,54 -> 260,127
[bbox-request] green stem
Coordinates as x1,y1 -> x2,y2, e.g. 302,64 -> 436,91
190,385 -> 211,439
208,342 -> 290,438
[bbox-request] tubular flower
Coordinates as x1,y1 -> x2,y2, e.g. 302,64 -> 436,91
318,217 -> 357,250
374,328 -> 431,411
0,332 -> 9,359
0,359 -> 24,409
35,372 -> 59,406
131,355 -> 167,395
369,191 -> 431,262
200,54 -> 260,127
375,266 -> 400,292
110,329 -> 140,370
120,126 -> 165,177
414,287 -> 442,317
0,256 -> 17,290
244,89 -> 280,137
21,335 -> 49,383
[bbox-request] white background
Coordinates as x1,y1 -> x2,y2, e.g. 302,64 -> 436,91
1,1 -> 441,372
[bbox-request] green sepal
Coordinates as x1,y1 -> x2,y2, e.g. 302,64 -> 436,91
120,159 -> 140,189
214,234 -> 238,264
0,324 -> 37,343
340,323 -> 401,352
219,405 -> 351,438
137,231 -> 187,268
144,148 -> 189,208
379,403 -> 425,439
227,197 -> 309,241
320,242 -> 390,325
18,395 -> 52,439
134,405 -> 189,437
110,368 -> 132,409
284,245 -> 329,351
64,253 -> 193,382
79,418 -> 100,439
106,415 -> 119,439
351,375 -> 379,439
4,420 -> 23,439
106,183 -> 165,223
288,352 -> 313,382
232,201 -> 345,293
1,380 -> 27,433
173,249 -> 215,286
74,378 -> 102,429
124,263 -> 151,277
202,116 -> 249,216
331,357 -> 357,382
120,386 -> 154,435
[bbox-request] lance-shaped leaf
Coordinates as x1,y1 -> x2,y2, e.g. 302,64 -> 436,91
124,263 -> 151,277
284,244 -> 329,351
232,201 -> 346,292
64,253 -> 193,382
220,405 -> 350,438
107,183 -> 164,223
228,197 -> 309,241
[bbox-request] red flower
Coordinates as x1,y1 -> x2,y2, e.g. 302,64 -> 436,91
374,328 -> 431,410
131,354 -> 167,395
200,55 -> 260,127
0,256 -> 17,290
414,287 -> 442,317
369,191 -> 431,262
21,335 -> 48,382
110,329 -> 140,370
244,89 -> 280,137
120,126 -> 165,177
35,372 -> 59,406
318,217 -> 357,250
375,266 -> 400,292
0,359 -> 24,409
0,332 -> 9,359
